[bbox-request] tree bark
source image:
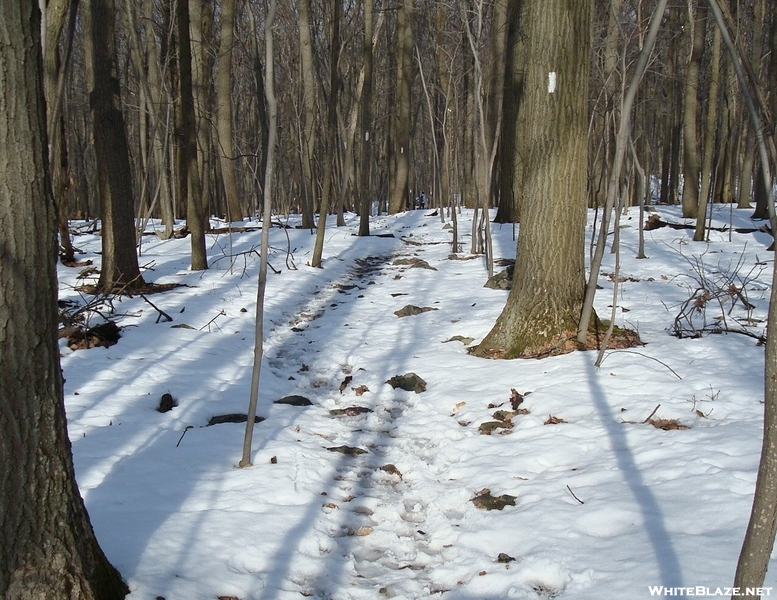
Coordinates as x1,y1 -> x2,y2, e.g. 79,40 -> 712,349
388,0 -> 414,214
0,3 -> 128,597
474,0 -> 592,358
43,0 -> 78,263
215,0 -> 242,222
190,0 -> 214,221
681,0 -> 707,219
84,0 -> 145,293
298,0 -> 317,228
358,0 -> 375,236
241,0 -> 278,468
311,0 -> 342,268
177,0 -> 207,270
494,0 -> 524,223
695,25 -> 722,241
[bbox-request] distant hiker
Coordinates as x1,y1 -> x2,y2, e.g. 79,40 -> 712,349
419,191 -> 426,209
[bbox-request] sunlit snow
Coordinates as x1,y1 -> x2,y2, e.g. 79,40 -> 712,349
58,206 -> 776,599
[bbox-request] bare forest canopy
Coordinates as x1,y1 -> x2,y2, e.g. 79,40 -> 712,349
47,0 -> 777,229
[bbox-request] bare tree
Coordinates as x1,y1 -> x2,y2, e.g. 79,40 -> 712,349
241,0 -> 278,468
216,0 -> 243,223
84,0 -> 145,292
311,0 -> 342,268
388,0 -> 414,214
177,0 -> 207,270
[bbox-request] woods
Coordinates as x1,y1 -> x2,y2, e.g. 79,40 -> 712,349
3,0 -> 777,597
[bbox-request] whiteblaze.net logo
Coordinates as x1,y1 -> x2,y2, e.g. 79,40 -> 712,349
648,587 -> 772,597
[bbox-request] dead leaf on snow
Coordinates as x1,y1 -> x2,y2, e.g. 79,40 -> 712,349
339,375 -> 353,393
544,415 -> 566,425
471,488 -> 516,510
649,418 -> 690,430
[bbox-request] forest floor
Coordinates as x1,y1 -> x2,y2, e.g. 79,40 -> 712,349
58,205 -> 776,599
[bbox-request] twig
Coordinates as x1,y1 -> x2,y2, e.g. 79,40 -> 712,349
176,426 -> 193,448
643,404 -> 661,423
138,293 -> 173,323
598,350 -> 683,380
199,310 -> 226,332
566,485 -> 585,505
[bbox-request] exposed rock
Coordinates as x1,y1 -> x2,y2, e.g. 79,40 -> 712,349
386,373 -> 427,393
443,335 -> 474,345
275,395 -> 313,406
330,406 -> 373,417
394,305 -> 438,318
479,421 -> 511,435
327,445 -> 368,456
484,265 -> 514,290
207,414 -> 264,426
393,257 -> 437,270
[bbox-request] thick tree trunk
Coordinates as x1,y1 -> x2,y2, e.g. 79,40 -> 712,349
298,0 -> 317,228
190,0 -> 214,220
85,0 -> 144,293
0,4 -> 128,597
436,4 -> 453,217
388,0 -> 413,214
215,0 -> 242,222
43,0 -> 78,263
358,0 -> 375,236
474,0 -> 591,358
177,0 -> 207,270
681,0 -> 707,218
695,25 -> 722,241
123,0 -> 174,239
311,0 -> 342,268
493,0 -> 523,223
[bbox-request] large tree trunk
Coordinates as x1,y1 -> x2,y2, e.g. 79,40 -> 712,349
493,0 -> 524,223
190,0 -> 214,221
298,0 -> 317,228
358,0 -> 375,236
0,4 -> 128,597
215,0 -> 242,222
694,24 -> 722,241
660,5 -> 683,206
388,0 -> 413,214
589,0 -> 623,210
85,0 -> 145,293
681,0 -> 707,218
436,4 -> 454,217
177,0 -> 207,270
43,0 -> 78,263
311,0 -> 342,268
474,0 -> 591,358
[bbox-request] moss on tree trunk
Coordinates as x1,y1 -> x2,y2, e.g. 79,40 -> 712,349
473,0 -> 592,360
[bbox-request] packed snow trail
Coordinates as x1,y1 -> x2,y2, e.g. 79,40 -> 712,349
258,239 -> 475,599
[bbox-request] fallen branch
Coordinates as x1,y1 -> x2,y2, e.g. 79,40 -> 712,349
139,292 -> 173,323
643,404 -> 661,423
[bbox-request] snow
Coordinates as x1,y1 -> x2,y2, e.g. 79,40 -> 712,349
58,205 -> 777,599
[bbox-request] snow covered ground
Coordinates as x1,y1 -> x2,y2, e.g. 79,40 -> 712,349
58,205 -> 777,599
